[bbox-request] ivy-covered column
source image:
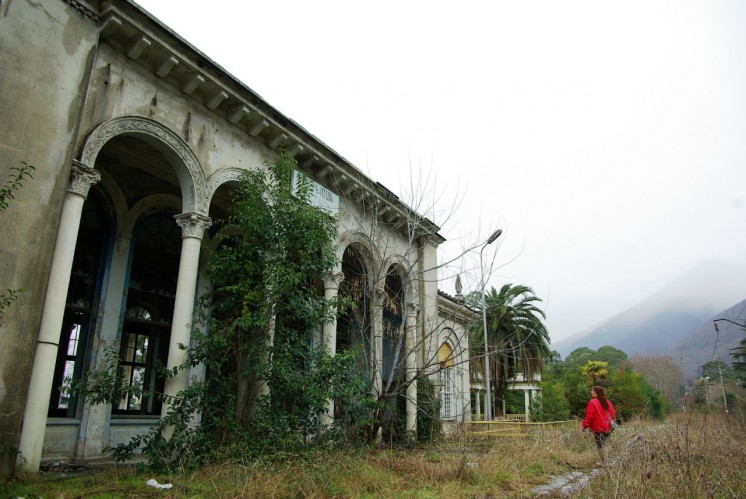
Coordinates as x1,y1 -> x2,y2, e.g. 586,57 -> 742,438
17,161 -> 100,471
161,213 -> 211,419
320,270 -> 344,426
321,271 -> 344,355
405,303 -> 419,435
373,286 -> 385,397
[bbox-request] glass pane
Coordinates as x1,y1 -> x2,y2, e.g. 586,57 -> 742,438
135,335 -> 148,363
118,365 -> 133,410
124,333 -> 136,362
129,367 -> 145,411
57,360 -> 76,409
66,323 -> 81,356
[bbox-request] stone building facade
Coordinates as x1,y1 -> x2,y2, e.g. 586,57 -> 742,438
0,0 -> 473,474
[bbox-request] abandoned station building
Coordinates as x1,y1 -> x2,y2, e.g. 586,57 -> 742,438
0,0 -> 476,473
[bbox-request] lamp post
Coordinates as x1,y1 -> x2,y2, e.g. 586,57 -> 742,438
480,229 -> 502,421
713,320 -> 741,413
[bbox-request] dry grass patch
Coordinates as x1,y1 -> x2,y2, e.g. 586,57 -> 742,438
8,416 -> 742,498
579,413 -> 746,498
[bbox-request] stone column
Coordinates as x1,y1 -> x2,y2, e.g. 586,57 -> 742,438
17,162 -> 100,471
475,390 -> 482,420
161,213 -> 211,420
320,270 -> 343,426
405,303 -> 419,436
372,286 -> 385,397
370,286 -> 385,442
524,390 -> 531,422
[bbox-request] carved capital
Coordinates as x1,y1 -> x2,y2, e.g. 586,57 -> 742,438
407,302 -> 421,315
174,212 -> 212,240
68,161 -> 101,198
116,233 -> 132,256
322,270 -> 345,291
374,285 -> 387,304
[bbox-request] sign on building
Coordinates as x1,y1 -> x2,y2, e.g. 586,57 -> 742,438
292,170 -> 340,216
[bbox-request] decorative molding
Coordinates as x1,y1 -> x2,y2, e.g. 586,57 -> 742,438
228,106 -> 250,124
80,116 -> 208,215
207,168 -> 244,201
127,35 -> 151,60
116,233 -> 132,256
267,133 -> 288,149
206,91 -> 228,111
287,144 -> 304,157
322,271 -> 345,291
249,120 -> 269,137
300,156 -> 318,169
68,161 -> 101,197
174,212 -> 212,240
183,74 -> 205,95
156,56 -> 179,78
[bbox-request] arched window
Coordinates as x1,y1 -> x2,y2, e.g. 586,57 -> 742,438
382,267 -> 405,385
49,192 -> 110,417
439,342 -> 456,420
115,212 -> 181,415
337,246 -> 370,356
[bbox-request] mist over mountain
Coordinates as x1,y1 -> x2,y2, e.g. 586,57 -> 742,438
553,260 -> 746,358
671,299 -> 746,378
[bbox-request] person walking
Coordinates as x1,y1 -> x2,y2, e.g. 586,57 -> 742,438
582,385 -> 616,464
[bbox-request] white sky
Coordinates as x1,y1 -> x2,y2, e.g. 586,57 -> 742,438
136,0 -> 746,343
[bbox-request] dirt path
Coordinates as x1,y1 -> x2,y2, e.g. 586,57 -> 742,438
531,466 -> 603,496
531,424 -> 663,497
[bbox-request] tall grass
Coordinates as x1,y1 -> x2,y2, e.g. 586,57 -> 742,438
580,413 -> 746,498
4,414 -> 744,498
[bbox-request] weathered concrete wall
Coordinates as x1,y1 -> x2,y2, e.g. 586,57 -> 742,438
0,0 -> 98,477
77,44 -> 274,183
1,0 -> 455,469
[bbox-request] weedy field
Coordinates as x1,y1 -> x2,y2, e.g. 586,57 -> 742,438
4,414 -> 744,498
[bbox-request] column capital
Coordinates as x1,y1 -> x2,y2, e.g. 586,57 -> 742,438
374,285 -> 387,304
407,302 -> 421,315
174,212 -> 212,240
68,160 -> 101,198
322,270 -> 345,291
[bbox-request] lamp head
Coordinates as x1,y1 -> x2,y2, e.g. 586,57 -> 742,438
487,229 -> 503,245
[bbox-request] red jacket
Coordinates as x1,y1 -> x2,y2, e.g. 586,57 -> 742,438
582,398 -> 616,433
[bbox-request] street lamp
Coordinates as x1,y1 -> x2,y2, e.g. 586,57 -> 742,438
712,320 -> 739,414
480,229 -> 502,421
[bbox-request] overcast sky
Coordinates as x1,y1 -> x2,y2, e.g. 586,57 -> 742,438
137,0 -> 746,343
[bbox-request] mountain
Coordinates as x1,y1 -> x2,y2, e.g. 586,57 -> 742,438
671,299 -> 746,379
553,260 -> 746,358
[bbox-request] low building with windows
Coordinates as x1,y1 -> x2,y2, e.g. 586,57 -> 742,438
0,0 -> 475,473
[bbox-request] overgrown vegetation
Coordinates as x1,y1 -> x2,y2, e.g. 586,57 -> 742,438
80,153 -> 376,471
7,415 -> 745,497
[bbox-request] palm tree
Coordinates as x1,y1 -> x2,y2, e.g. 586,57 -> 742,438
471,284 -> 550,416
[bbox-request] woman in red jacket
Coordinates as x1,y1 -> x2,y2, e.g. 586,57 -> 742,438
582,385 -> 616,463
